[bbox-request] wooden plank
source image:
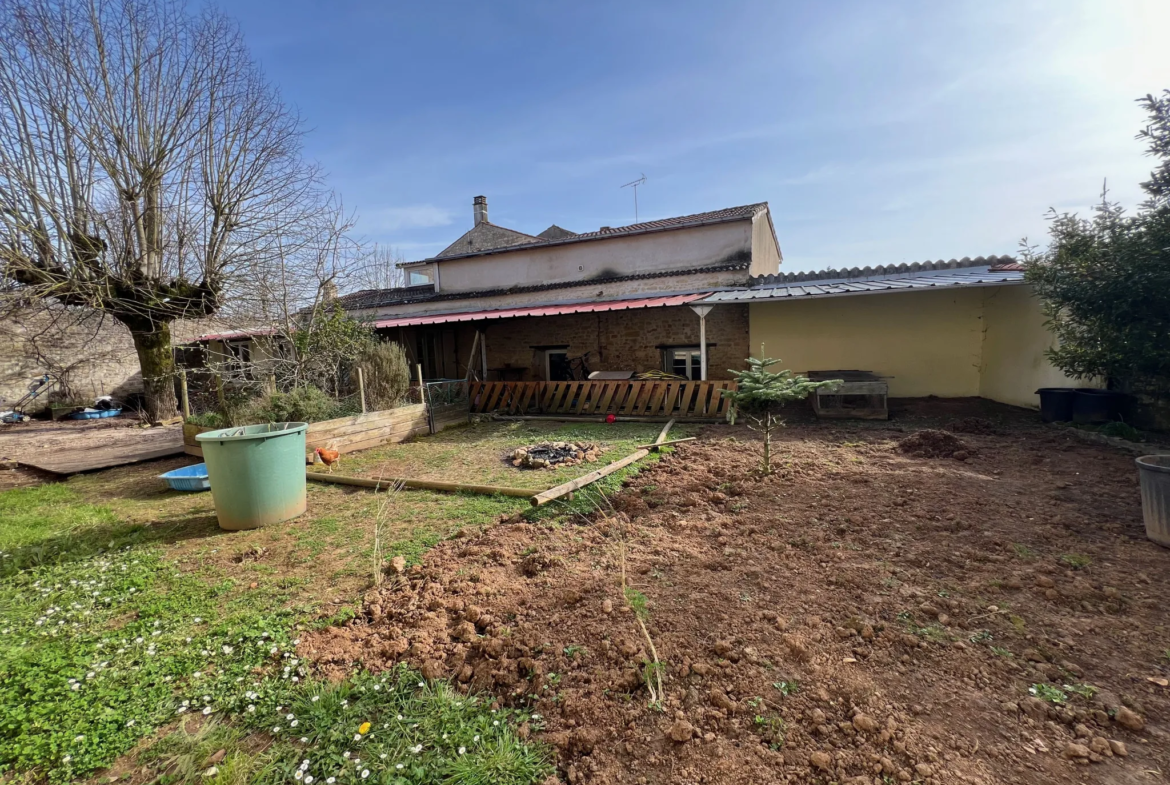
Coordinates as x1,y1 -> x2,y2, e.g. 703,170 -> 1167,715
635,436 -> 696,450
307,408 -> 428,441
530,419 -> 673,507
515,383 -> 537,414
478,382 -> 497,411
683,381 -> 697,416
307,423 -> 427,454
596,381 -> 619,414
551,382 -> 574,414
469,382 -> 485,412
714,382 -> 733,417
619,382 -> 641,414
569,382 -> 591,415
310,423 -> 429,457
579,382 -> 603,414
306,470 -> 534,498
537,382 -> 557,412
691,382 -> 711,417
22,441 -> 185,475
505,383 -> 524,414
483,382 -> 507,413
494,383 -> 517,413
644,382 -> 667,417
530,449 -> 648,506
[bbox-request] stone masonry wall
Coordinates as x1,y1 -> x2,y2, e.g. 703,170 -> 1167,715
0,307 -> 142,411
479,304 -> 749,380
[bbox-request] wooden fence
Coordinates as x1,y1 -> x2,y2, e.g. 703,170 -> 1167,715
469,380 -> 736,420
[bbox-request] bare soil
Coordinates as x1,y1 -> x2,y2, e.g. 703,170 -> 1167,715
299,399 -> 1168,784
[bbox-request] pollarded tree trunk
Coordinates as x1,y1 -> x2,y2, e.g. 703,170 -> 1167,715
127,321 -> 178,424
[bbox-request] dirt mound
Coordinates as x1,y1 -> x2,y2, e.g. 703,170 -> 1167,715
897,428 -> 974,459
948,417 -> 997,435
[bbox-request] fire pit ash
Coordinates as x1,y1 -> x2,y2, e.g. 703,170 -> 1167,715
510,441 -> 601,470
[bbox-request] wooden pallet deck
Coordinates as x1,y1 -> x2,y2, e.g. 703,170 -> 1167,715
469,380 -> 735,419
16,428 -> 185,475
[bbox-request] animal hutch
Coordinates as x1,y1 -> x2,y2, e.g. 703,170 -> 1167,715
808,370 -> 889,420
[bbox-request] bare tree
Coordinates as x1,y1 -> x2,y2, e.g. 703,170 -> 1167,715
353,243 -> 407,292
0,0 -> 328,421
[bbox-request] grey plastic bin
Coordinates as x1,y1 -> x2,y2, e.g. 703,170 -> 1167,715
1136,455 -> 1170,548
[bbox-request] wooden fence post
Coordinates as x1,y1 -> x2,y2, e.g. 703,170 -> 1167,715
357,366 -> 367,413
179,370 -> 191,419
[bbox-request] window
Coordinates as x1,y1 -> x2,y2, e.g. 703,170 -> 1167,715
224,340 -> 252,379
545,349 -> 570,381
407,266 -> 434,287
665,347 -> 702,380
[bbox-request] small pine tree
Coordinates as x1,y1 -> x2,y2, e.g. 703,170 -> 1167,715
722,350 -> 840,474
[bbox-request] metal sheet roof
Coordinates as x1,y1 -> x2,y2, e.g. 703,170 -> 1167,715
372,293 -> 709,329
700,266 -> 1024,303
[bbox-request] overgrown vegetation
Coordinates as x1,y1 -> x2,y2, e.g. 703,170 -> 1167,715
1024,91 -> 1170,400
0,465 -> 553,783
722,350 -> 839,473
192,308 -> 413,428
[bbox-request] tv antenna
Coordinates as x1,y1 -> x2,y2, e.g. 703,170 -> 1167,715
621,174 -> 647,222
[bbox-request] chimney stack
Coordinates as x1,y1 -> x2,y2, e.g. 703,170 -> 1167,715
473,195 -> 488,226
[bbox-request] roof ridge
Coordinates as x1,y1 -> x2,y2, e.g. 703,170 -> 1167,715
748,255 -> 1018,287
402,202 -> 768,266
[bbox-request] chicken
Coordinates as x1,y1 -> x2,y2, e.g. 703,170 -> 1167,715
314,447 -> 341,473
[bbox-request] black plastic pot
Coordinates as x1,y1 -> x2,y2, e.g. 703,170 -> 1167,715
1036,388 -> 1076,422
1072,389 -> 1128,424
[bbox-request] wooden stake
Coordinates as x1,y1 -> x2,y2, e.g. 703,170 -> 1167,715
214,372 -> 225,407
416,363 -> 425,402
357,366 -> 367,413
635,436 -> 696,450
306,470 -> 533,498
179,370 -> 190,419
530,419 -> 674,507
464,331 -> 480,382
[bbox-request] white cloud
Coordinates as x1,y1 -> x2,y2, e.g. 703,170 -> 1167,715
362,204 -> 454,233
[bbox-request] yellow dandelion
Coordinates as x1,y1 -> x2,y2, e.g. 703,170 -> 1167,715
358,722 -> 371,735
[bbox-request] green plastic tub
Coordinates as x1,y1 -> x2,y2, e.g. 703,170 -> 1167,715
196,422 -> 308,531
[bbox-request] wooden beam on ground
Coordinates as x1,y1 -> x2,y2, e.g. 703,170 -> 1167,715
635,436 -> 696,451
493,414 -> 720,424
306,470 -> 534,498
530,419 -> 674,507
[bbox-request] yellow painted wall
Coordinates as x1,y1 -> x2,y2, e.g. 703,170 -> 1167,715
978,284 -> 1080,407
748,288 -> 987,397
748,284 -> 1077,406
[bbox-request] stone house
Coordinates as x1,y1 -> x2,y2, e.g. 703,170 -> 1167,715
330,195 -> 1077,411
336,196 -> 781,381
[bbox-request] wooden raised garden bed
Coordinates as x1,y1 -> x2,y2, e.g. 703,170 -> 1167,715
183,403 -> 431,460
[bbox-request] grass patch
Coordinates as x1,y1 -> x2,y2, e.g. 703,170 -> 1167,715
0,418 -> 604,783
1010,543 -> 1037,561
1029,683 -> 1066,704
1060,553 -> 1091,570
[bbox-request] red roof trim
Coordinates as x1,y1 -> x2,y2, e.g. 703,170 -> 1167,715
372,293 -> 709,329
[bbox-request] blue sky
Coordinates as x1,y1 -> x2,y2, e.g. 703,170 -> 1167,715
228,0 -> 1169,271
